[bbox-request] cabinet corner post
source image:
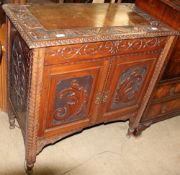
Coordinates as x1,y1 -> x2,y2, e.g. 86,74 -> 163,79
25,48 -> 45,170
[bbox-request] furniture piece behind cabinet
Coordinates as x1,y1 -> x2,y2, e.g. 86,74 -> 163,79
0,2 -> 7,111
135,0 -> 180,133
0,23 -> 7,111
3,3 -> 178,172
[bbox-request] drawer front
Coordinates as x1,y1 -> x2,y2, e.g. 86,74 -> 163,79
44,37 -> 166,66
39,60 -> 109,137
143,98 -> 180,121
153,81 -> 180,101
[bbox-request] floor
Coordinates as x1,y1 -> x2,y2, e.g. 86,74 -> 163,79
0,112 -> 180,175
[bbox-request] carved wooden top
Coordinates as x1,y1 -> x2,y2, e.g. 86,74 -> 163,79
3,3 -> 179,48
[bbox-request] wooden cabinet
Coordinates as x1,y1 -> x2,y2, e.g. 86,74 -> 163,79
3,3 -> 178,172
40,39 -> 165,139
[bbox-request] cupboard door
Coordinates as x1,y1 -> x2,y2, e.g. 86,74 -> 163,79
101,54 -> 157,122
39,60 -> 109,137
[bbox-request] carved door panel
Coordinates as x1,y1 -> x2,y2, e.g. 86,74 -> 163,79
39,60 -> 109,137
100,55 -> 157,122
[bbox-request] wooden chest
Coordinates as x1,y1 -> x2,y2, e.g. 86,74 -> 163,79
136,0 -> 180,131
3,3 -> 178,172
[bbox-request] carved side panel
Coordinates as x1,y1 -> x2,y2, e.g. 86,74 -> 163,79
9,27 -> 32,132
52,76 -> 93,126
111,66 -> 147,110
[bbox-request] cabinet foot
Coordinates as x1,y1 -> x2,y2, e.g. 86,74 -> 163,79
127,127 -> 135,137
9,112 -> 16,129
25,163 -> 34,175
127,122 -> 152,137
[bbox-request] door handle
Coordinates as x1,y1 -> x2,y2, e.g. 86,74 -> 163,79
95,91 -> 110,105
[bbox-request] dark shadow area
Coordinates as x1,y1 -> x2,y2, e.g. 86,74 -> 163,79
0,169 -> 55,175
0,167 -> 62,175
0,163 -> 91,175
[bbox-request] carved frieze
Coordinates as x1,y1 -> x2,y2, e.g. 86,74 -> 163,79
47,37 -> 166,60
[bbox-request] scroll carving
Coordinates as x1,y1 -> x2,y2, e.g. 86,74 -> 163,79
54,80 -> 87,121
49,37 -> 166,59
53,76 -> 93,125
111,66 -> 147,110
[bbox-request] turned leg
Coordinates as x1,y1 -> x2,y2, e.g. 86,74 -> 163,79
127,117 -> 136,137
127,126 -> 143,137
8,111 -> 16,129
127,122 -> 152,137
25,149 -> 37,175
127,127 -> 135,137
25,163 -> 34,175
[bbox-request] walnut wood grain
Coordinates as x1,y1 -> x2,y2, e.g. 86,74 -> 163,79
136,0 -> 180,30
12,0 -> 28,3
143,98 -> 180,122
0,24 -> 7,112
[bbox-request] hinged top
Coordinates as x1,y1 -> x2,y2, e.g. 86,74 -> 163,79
3,3 -> 179,48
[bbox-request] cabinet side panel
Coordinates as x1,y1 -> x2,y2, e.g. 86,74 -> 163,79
9,24 -> 33,135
